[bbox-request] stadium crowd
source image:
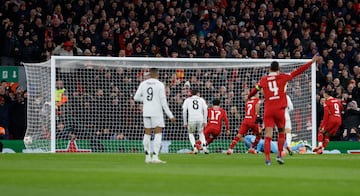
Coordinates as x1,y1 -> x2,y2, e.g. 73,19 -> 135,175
0,0 -> 359,142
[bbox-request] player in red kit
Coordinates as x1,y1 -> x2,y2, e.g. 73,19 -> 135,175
195,98 -> 230,153
313,89 -> 343,154
247,55 -> 319,165
227,92 -> 262,155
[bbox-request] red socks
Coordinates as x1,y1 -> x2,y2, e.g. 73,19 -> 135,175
252,134 -> 261,148
318,132 -> 324,143
277,132 -> 285,157
264,137 -> 271,161
323,135 -> 330,148
229,136 -> 240,149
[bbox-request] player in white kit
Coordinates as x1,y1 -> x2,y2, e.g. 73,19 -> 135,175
182,89 -> 208,154
285,95 -> 294,155
134,68 -> 175,163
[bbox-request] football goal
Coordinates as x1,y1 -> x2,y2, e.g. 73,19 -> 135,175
23,56 -> 316,153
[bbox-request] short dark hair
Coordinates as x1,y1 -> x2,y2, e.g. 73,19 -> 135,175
191,88 -> 199,95
270,61 -> 279,71
150,68 -> 158,74
324,88 -> 333,96
212,98 -> 220,106
149,68 -> 159,77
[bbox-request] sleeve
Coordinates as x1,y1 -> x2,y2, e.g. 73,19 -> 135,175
182,99 -> 188,125
133,83 -> 143,102
159,83 -> 174,119
286,95 -> 294,112
207,108 -> 211,122
289,61 -> 312,79
247,85 -> 261,99
256,140 -> 264,152
202,98 -> 208,123
255,99 -> 261,116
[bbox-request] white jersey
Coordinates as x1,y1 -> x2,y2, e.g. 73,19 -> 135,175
134,78 -> 174,119
286,95 -> 294,112
182,95 -> 208,124
285,95 -> 293,129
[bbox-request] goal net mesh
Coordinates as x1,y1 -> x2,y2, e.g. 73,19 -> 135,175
23,57 -> 313,153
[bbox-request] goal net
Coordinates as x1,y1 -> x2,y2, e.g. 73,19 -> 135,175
23,56 -> 316,153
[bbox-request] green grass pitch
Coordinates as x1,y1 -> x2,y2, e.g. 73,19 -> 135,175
1,153 -> 359,196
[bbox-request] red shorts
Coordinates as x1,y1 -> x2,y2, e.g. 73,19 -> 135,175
263,108 -> 286,128
323,117 -> 342,135
204,126 -> 221,139
238,122 -> 260,135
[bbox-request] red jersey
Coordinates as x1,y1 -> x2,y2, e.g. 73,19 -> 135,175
247,60 -> 312,128
243,97 -> 261,124
248,61 -> 312,110
206,106 -> 229,131
320,97 -> 343,129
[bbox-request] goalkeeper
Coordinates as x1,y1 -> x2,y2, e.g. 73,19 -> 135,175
244,135 -> 309,155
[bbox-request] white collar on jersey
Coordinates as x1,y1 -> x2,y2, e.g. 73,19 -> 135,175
268,72 -> 279,76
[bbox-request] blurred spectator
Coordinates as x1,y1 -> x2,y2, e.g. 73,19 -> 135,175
342,100 -> 360,135
9,87 -> 27,139
342,127 -> 360,142
0,29 -> 20,66
53,40 -> 83,56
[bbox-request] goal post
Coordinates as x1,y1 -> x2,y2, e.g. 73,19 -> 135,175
23,56 -> 317,153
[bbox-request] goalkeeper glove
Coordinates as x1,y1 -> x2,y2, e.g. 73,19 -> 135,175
255,115 -> 263,124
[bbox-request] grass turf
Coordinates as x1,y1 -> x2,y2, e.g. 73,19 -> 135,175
0,153 -> 359,196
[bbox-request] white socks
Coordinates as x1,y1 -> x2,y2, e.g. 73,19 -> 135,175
286,133 -> 292,147
143,134 -> 151,155
188,133 -> 196,149
199,131 -> 207,149
153,133 -> 162,160
318,142 -> 323,147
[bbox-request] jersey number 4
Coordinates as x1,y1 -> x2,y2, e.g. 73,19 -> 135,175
268,80 -> 279,96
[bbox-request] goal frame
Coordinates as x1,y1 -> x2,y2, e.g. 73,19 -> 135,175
44,56 -> 316,153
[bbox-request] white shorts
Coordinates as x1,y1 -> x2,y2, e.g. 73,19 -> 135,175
285,112 -> 292,129
143,116 -> 165,128
187,121 -> 204,133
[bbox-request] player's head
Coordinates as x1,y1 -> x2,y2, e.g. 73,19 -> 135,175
149,68 -> 159,78
191,88 -> 199,96
323,88 -> 333,98
212,98 -> 221,106
270,61 -> 280,72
